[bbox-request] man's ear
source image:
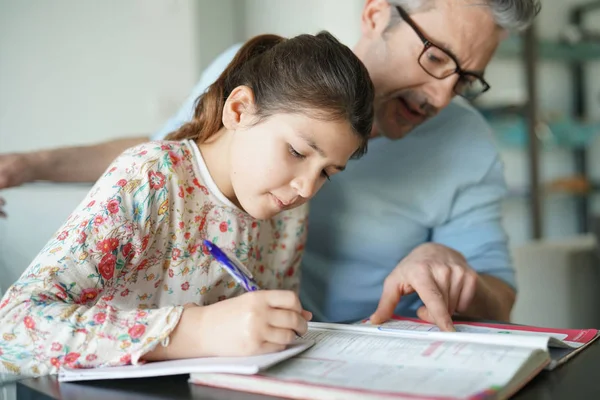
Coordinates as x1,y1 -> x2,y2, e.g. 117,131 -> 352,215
222,85 -> 256,130
360,0 -> 392,38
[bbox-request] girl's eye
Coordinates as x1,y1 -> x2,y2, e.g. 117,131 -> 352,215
288,145 -> 305,159
322,170 -> 331,181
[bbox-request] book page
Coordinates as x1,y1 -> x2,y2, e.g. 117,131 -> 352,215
310,321 -> 551,350
260,328 -> 547,399
359,316 -> 598,348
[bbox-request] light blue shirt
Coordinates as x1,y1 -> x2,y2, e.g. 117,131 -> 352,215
154,44 -> 515,323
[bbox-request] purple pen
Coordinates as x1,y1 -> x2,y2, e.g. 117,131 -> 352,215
203,239 -> 260,292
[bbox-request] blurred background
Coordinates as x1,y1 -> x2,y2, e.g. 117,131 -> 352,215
1,0 -> 600,337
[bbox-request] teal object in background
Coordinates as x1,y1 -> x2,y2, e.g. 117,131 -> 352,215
496,37 -> 600,62
487,117 -> 600,149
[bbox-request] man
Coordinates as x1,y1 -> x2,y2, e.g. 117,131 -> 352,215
0,0 -> 540,330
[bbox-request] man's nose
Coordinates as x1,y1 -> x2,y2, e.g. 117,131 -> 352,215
426,74 -> 459,110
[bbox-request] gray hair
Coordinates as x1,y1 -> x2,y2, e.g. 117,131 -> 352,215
388,0 -> 541,32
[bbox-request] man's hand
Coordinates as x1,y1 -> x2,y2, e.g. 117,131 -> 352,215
0,153 -> 36,190
370,243 -> 478,331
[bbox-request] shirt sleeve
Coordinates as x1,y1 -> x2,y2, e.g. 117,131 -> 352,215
0,143 -> 184,377
431,156 -> 516,291
151,44 -> 243,140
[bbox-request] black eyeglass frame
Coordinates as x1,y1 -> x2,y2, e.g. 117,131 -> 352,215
394,5 -> 491,99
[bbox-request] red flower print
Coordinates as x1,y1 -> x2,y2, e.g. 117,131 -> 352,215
99,253 -> 116,280
259,265 -> 265,273
181,282 -> 190,291
136,259 -> 148,271
97,238 -> 119,253
202,244 -> 210,255
120,354 -> 132,364
54,284 -> 68,301
93,215 -> 104,226
128,324 -> 146,339
121,288 -> 130,297
169,151 -> 181,166
51,358 -> 61,368
64,352 -> 80,364
24,316 -> 35,330
179,221 -> 185,229
107,199 -> 120,214
108,166 -> 117,173
286,266 -> 295,277
178,186 -> 184,198
122,242 -> 133,257
101,294 -> 114,302
79,288 -> 99,304
184,232 -> 191,240
87,200 -> 96,208
57,231 -> 68,241
51,342 -> 62,352
168,269 -> 174,278
252,221 -> 258,228
186,186 -> 194,194
219,222 -> 228,232
193,178 -> 209,195
77,232 -> 87,244
148,171 -> 166,190
137,310 -> 147,318
161,144 -> 171,151
86,354 -> 98,362
117,179 -> 127,187
172,248 -> 181,260
138,150 -> 148,156
80,220 -> 89,228
93,313 -> 106,324
141,235 -> 150,251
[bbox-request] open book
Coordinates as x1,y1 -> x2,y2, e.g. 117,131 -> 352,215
357,316 -> 599,370
58,340 -> 313,382
190,319 -> 598,400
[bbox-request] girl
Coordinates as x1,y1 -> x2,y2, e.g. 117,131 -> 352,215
0,31 -> 374,376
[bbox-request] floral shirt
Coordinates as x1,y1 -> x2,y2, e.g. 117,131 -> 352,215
0,140 -> 308,377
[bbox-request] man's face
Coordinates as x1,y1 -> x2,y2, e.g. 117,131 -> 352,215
355,0 -> 503,139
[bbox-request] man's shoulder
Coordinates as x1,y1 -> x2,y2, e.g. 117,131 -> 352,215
422,98 -> 495,141
203,43 -> 243,78
411,99 -> 500,162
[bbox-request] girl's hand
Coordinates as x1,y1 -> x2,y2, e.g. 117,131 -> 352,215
145,291 -> 312,361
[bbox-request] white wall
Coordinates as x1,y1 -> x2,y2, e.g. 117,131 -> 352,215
240,0 -> 364,46
0,0 -> 239,153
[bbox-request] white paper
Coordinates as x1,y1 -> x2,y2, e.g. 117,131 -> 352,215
261,328 -> 545,399
59,339 -> 314,382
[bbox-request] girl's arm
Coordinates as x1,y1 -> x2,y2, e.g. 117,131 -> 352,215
0,143 -> 183,376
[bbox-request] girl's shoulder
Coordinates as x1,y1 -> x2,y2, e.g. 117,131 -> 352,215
107,140 -> 196,177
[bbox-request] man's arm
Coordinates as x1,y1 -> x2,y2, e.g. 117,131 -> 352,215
0,136 -> 149,188
370,155 -> 515,330
463,275 -> 515,322
431,155 -> 516,322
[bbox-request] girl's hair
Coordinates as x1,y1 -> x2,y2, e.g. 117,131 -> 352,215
166,31 -> 374,158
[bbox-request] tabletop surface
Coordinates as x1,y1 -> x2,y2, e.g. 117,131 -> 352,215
14,336 -> 600,400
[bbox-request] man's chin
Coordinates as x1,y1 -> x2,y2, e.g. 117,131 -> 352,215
379,124 -> 414,140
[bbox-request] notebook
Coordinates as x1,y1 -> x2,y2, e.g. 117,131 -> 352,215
58,339 -> 314,382
189,318 -> 598,400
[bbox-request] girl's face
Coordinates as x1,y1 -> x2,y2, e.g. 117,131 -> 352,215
229,111 -> 361,220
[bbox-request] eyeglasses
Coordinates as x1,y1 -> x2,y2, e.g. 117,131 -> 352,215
394,5 -> 491,100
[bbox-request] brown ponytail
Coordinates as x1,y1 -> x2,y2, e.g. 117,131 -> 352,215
165,34 -> 285,142
166,31 -> 374,157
